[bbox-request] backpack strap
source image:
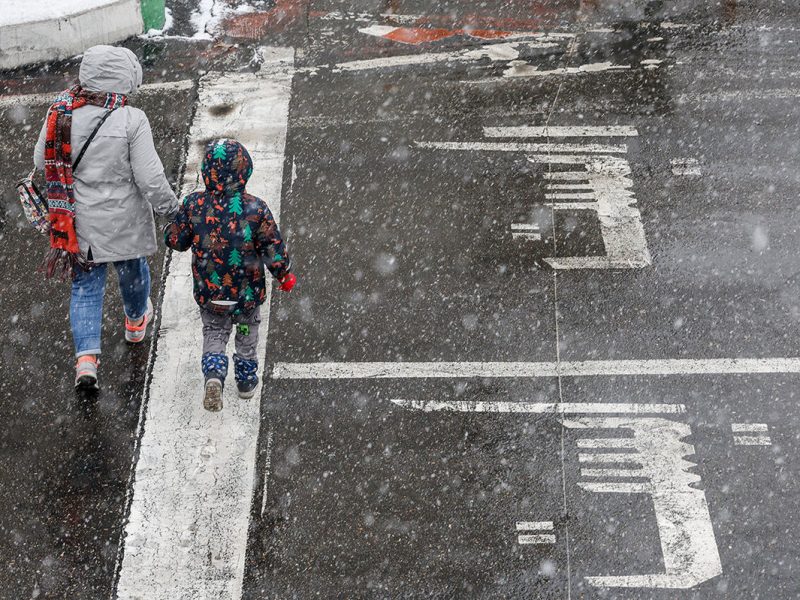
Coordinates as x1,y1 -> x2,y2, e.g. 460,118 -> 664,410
72,107 -> 117,173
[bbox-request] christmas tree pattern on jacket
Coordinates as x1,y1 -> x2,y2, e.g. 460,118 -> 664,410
165,139 -> 291,314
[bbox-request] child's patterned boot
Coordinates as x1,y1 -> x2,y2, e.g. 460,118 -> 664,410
201,352 -> 228,411
233,353 -> 259,399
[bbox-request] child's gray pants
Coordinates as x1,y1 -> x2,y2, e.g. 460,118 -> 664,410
200,306 -> 261,360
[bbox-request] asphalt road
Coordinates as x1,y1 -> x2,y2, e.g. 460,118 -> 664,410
1,1 -> 799,598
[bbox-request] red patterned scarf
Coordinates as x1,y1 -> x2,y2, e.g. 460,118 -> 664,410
44,85 -> 127,278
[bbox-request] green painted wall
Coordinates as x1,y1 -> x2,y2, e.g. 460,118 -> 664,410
140,0 -> 166,31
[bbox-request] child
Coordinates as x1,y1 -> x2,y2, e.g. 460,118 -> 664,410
165,139 -> 296,411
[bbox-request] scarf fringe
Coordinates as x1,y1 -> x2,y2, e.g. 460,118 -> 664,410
44,248 -> 80,280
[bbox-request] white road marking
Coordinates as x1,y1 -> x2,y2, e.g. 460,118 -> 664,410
660,21 -> 693,29
391,400 -> 686,414
533,153 -> 651,269
518,534 -> 557,544
733,435 -> 772,446
516,521 -> 555,546
517,521 -> 554,531
731,423 -> 768,432
484,125 -> 639,138
503,61 -> 631,79
415,140 -> 628,154
0,79 -> 194,109
357,24 -> 403,37
511,223 -> 541,230
545,192 -> 596,200
564,417 -> 722,589
417,127 -> 648,270
272,357 -> 800,379
260,428 -> 275,517
319,10 -> 424,24
671,158 -> 701,176
641,59 -> 664,70
511,222 -> 541,241
115,47 -> 294,599
732,423 -> 771,446
328,42 -> 555,73
316,10 -> 637,36
581,467 -> 643,478
578,453 -> 640,463
577,438 -> 636,448
357,24 -> 572,44
677,88 -> 800,104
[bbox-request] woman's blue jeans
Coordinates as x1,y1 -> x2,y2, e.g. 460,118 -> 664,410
70,257 -> 151,357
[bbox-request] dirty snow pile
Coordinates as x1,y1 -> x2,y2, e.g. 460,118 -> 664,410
0,0 -> 121,26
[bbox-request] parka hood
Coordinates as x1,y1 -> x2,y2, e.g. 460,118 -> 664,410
79,45 -> 143,95
201,139 -> 254,195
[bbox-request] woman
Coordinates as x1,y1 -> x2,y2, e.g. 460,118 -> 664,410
34,45 -> 179,390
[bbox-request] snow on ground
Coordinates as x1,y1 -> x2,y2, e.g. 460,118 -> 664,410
142,7 -> 174,38
188,0 -> 257,40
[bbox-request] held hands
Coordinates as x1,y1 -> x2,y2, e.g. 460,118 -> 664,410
278,273 -> 296,292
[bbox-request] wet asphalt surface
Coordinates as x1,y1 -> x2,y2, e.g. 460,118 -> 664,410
2,1 -> 800,598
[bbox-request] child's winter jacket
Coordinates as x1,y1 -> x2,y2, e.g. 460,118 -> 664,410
165,139 -> 291,315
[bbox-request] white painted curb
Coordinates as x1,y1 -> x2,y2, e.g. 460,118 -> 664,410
0,0 -> 144,70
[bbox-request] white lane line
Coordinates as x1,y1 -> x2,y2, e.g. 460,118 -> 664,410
517,521 -> 554,531
732,423 -> 771,446
327,42 -> 554,73
577,438 -> 636,448
641,59 -> 664,70
503,61 -> 631,79
511,222 -> 541,241
459,62 -> 633,85
0,79 -> 194,109
545,192 -> 596,200
484,125 -> 639,138
260,428 -> 274,517
319,10 -> 425,24
272,357 -> 800,379
731,423 -> 768,432
518,534 -> 557,545
511,223 -> 540,231
544,202 -> 595,210
115,47 -> 294,600
415,141 -> 627,154
581,468 -> 643,478
677,88 -> 800,104
671,158 -> 701,176
357,24 -> 572,44
391,400 -> 686,414
578,453 -> 640,463
544,171 -> 591,179
733,435 -> 772,446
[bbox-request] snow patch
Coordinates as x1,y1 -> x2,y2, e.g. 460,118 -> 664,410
0,0 -> 122,26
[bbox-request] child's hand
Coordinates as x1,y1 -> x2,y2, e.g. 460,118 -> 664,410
278,273 -> 296,292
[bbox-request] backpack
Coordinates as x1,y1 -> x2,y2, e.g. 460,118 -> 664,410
16,169 -> 48,235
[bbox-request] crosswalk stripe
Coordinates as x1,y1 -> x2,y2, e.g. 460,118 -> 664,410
115,47 -> 294,599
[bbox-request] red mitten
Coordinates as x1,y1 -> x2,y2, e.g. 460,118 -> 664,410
278,273 -> 296,292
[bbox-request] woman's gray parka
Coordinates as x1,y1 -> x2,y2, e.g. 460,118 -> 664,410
34,45 -> 178,263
